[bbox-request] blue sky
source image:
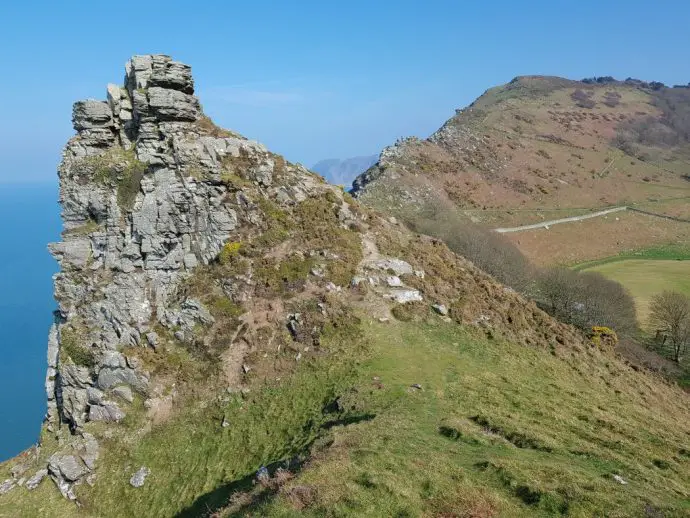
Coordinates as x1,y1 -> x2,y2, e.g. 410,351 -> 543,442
1,0 -> 689,183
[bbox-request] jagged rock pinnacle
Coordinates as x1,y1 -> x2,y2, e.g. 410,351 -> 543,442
42,54 -> 323,496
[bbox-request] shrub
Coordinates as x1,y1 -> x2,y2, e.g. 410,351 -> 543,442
255,256 -> 315,297
409,209 -> 534,295
72,148 -> 147,211
219,242 -> 243,265
116,160 -> 147,211
648,291 -> 690,362
613,87 -> 690,151
571,89 -> 596,109
589,326 -> 618,348
196,115 -> 242,138
60,327 -> 96,368
209,296 -> 244,319
536,268 -> 637,336
391,302 -> 427,322
603,91 -> 621,108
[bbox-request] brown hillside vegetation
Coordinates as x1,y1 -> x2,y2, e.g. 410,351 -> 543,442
353,76 -> 690,264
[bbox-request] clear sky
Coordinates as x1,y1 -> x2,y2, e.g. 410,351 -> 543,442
1,0 -> 689,183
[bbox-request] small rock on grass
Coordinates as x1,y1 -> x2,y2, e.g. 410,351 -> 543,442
26,468 -> 48,490
130,467 -> 150,488
0,479 -> 15,495
612,474 -> 627,485
432,304 -> 448,316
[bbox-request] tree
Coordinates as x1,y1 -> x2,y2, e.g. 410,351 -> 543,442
536,267 -> 637,336
537,266 -> 583,323
649,291 -> 690,362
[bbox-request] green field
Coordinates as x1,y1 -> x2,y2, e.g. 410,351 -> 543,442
572,243 -> 690,271
583,259 -> 690,326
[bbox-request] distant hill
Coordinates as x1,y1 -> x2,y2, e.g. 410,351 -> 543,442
353,75 -> 690,264
311,154 -> 378,187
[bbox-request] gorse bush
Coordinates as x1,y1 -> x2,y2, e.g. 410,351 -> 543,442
589,326 -> 619,348
218,241 -> 243,264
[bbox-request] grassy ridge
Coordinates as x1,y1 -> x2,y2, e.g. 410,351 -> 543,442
223,321 -> 690,517
3,319 -> 689,517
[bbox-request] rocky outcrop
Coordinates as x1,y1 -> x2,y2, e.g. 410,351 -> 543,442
42,54 -> 324,494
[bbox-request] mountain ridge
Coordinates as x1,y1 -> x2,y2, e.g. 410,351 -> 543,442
353,74 -> 690,264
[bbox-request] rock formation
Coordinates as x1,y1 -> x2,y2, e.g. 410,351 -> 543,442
5,56 -> 588,507
42,54 -> 325,495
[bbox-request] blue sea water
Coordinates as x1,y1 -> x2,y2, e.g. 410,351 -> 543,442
0,183 -> 60,461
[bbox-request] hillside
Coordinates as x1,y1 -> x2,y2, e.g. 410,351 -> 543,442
1,58 -> 689,517
311,155 -> 377,187
353,76 -> 690,265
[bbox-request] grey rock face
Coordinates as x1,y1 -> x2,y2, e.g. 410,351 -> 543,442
44,54 -> 328,496
88,401 -> 125,422
73,100 -> 114,130
129,467 -> 150,488
149,60 -> 194,93
97,366 -> 148,393
163,298 -> 214,332
148,87 -> 200,121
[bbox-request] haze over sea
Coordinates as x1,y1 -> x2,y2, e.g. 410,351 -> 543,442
0,183 -> 60,460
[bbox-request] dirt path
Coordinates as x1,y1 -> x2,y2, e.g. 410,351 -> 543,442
494,206 -> 628,233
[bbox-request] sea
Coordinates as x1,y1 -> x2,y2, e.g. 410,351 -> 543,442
0,183 -> 60,461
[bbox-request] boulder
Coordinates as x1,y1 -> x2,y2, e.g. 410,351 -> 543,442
112,385 -> 134,403
386,276 -> 403,287
25,469 -> 48,490
388,289 -> 423,304
79,433 -> 100,470
432,304 -> 449,316
145,331 -> 159,349
88,401 -> 126,422
49,454 -> 89,483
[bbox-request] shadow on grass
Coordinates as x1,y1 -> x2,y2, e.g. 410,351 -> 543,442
175,455 -> 303,518
174,407 -> 376,518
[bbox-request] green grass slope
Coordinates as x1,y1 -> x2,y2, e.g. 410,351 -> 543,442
2,318 -> 689,517
220,321 -> 690,517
